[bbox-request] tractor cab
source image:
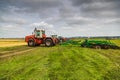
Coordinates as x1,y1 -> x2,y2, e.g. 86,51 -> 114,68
34,28 -> 46,38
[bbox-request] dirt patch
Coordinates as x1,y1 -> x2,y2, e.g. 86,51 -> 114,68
0,48 -> 35,59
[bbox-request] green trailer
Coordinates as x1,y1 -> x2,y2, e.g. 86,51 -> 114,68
81,39 -> 120,49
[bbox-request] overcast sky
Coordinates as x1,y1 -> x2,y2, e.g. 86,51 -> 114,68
0,0 -> 120,38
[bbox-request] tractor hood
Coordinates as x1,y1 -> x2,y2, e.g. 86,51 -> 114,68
25,35 -> 35,42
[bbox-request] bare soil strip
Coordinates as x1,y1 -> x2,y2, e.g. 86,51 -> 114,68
0,48 -> 35,59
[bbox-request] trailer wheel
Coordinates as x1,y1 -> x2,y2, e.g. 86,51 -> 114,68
45,39 -> 53,47
28,39 -> 35,47
104,45 -> 110,49
94,45 -> 101,49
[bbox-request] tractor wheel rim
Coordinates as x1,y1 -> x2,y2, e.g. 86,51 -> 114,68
29,41 -> 33,45
46,41 -> 51,46
95,46 -> 101,49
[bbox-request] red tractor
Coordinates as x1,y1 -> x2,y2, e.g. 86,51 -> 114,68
25,28 -> 58,47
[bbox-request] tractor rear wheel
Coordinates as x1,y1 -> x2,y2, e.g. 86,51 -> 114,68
45,39 -> 53,47
28,39 -> 35,47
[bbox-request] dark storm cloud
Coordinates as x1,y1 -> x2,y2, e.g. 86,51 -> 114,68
0,0 -> 62,14
0,0 -> 120,25
0,0 -> 63,21
0,0 -> 62,8
59,6 -> 77,18
70,0 -> 120,18
71,0 -> 92,6
71,0 -> 120,6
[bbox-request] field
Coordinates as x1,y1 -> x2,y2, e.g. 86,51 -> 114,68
0,38 -> 26,47
0,38 -> 120,80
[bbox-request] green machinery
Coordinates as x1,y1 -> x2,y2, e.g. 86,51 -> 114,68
61,39 -> 120,49
60,40 -> 81,46
81,39 -> 120,49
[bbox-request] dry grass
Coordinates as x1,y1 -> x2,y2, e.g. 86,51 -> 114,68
0,38 -> 26,47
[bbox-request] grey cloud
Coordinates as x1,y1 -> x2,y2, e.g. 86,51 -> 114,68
58,0 -> 119,27
0,0 -> 62,12
0,16 -> 27,25
71,0 -> 120,6
104,18 -> 120,24
64,17 -> 95,26
70,0 -> 120,18
0,0 -> 63,20
81,2 -> 120,17
0,0 -> 62,8
59,7 -> 76,18
70,0 -> 93,6
0,0 -> 120,37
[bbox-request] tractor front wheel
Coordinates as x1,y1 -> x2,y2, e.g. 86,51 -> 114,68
45,39 -> 53,47
28,39 -> 35,47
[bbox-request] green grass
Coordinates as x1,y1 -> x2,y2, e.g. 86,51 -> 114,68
97,49 -> 120,80
110,39 -> 120,47
48,47 -> 112,80
0,45 -> 33,55
0,45 -> 120,80
0,47 -> 50,80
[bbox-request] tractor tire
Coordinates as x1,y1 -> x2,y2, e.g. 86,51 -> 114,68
45,39 -> 53,47
28,39 -> 35,47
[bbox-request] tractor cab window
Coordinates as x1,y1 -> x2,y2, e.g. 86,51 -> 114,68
36,31 -> 40,36
42,31 -> 45,34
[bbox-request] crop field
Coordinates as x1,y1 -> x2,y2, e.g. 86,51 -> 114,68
0,38 -> 120,80
0,38 -> 26,47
